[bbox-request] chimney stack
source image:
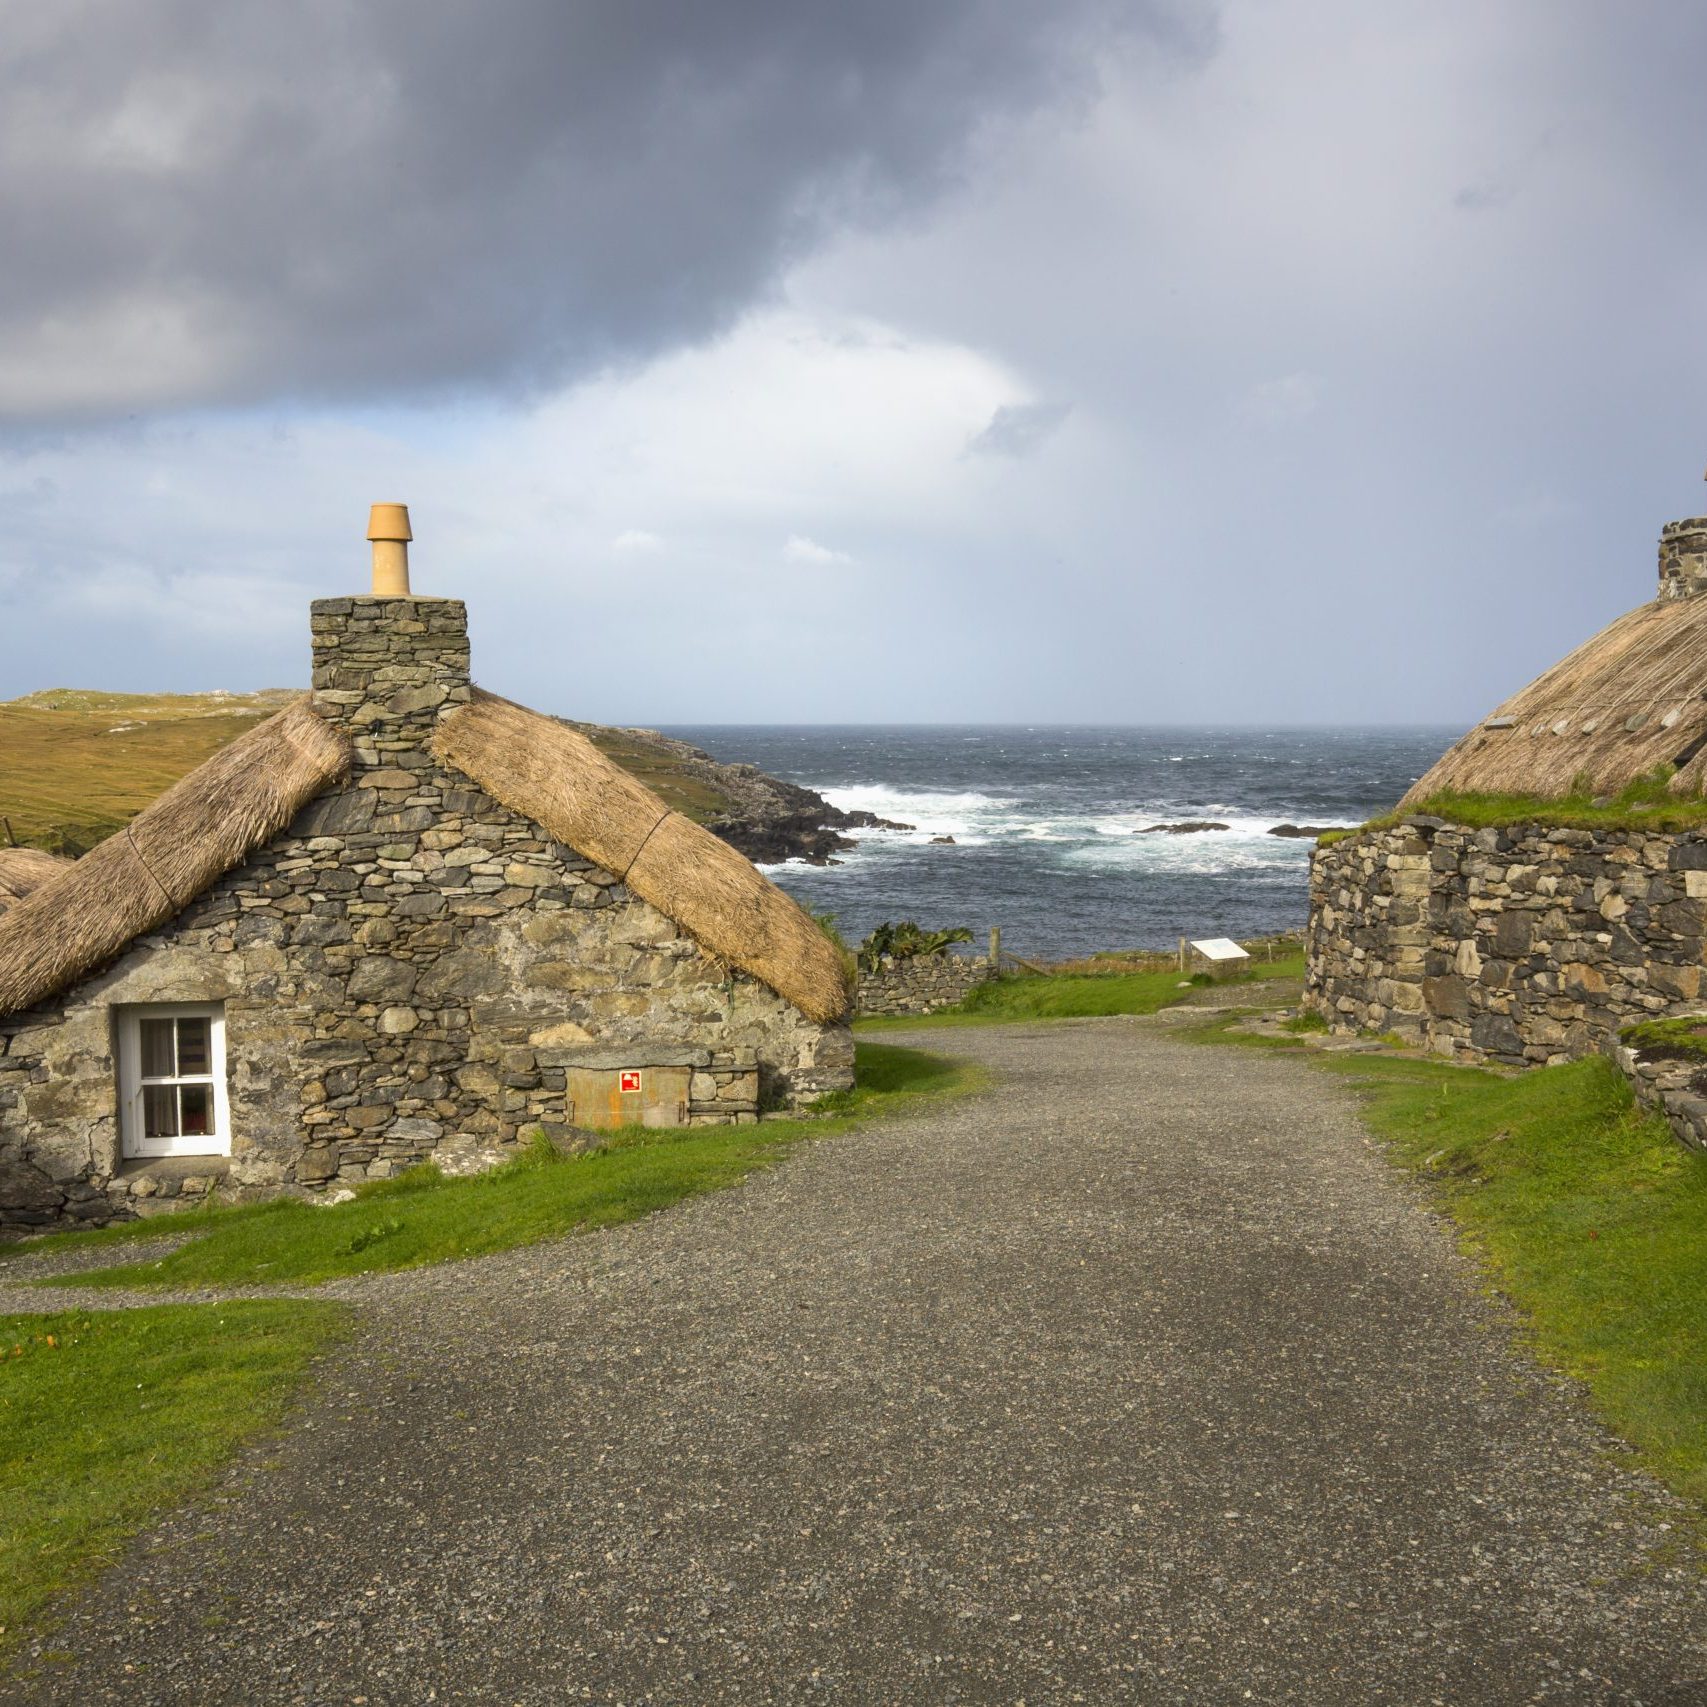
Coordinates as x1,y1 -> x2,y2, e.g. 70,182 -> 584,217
312,504 -> 470,752
367,502 -> 413,596
1659,518 -> 1707,601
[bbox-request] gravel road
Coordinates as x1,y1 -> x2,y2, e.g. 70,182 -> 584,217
5,1017 -> 1706,1704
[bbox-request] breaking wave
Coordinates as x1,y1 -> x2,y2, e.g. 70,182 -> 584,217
670,723 -> 1449,957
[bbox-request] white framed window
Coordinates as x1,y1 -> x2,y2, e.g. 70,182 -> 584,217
117,1003 -> 231,1158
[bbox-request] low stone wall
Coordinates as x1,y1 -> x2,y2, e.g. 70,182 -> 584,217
856,953 -> 996,1017
1605,1033 -> 1707,1152
1307,817 -> 1707,1065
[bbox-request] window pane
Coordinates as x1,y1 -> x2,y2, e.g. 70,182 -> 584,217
178,1083 -> 213,1137
176,1018 -> 211,1076
140,1018 -> 176,1078
143,1084 -> 179,1138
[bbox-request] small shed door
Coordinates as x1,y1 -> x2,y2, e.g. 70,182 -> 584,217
566,1065 -> 692,1130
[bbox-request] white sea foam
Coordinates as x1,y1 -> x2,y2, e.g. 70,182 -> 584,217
813,781 -> 1356,873
819,784 -> 1019,846
709,724 -> 1441,959
1059,812 -> 1355,876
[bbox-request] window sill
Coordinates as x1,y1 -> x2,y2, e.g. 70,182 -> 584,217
114,1155 -> 232,1189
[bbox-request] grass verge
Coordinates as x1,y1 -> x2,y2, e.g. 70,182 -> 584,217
855,953 -> 1305,1030
1341,766 -> 1707,844
1193,1014 -> 1707,1510
1,1300 -> 348,1654
16,1043 -> 979,1292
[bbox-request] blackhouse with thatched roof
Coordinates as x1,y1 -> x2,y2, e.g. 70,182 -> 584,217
0,507 -> 852,1232
1307,503 -> 1707,1074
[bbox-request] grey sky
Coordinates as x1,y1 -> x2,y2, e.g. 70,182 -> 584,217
2,1 -> 1704,726
0,0 -> 1172,415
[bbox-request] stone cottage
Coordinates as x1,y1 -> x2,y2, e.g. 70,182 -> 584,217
1307,507 -> 1707,1066
0,506 -> 853,1232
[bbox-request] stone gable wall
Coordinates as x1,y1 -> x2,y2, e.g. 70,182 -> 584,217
855,953 -> 996,1017
1306,818 -> 1707,1065
0,594 -> 851,1233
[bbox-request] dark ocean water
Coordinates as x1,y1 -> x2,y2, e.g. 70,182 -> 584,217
663,725 -> 1456,961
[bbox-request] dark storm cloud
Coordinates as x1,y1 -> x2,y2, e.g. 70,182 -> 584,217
0,0 -> 1184,420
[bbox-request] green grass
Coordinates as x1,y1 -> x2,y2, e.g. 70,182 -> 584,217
1343,1053 -> 1707,1506
0,1300 -> 348,1651
1193,1016 -> 1707,1510
856,953 -> 1305,1030
17,1043 -> 978,1292
1342,766 -> 1707,843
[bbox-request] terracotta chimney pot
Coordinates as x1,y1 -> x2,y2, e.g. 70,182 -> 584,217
367,502 -> 413,597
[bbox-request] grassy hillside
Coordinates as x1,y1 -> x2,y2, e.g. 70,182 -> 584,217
565,722 -> 742,823
0,690 -> 739,855
0,691 -> 298,854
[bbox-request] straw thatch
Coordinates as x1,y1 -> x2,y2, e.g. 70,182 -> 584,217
0,698 -> 350,1017
1400,595 -> 1707,807
0,848 -> 72,916
434,690 -> 850,1023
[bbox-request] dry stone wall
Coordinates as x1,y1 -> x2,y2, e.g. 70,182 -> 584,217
855,953 -> 996,1017
1307,817 -> 1707,1065
0,595 -> 851,1233
1605,1033 -> 1707,1153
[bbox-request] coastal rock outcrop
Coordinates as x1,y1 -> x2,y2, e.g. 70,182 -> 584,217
566,723 -> 912,866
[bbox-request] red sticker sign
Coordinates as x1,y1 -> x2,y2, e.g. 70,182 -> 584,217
619,1070 -> 643,1094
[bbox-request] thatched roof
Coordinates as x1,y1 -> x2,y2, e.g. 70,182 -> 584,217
434,690 -> 850,1023
0,684 -> 848,1026
0,848 -> 73,916
0,698 -> 351,1017
1401,595 -> 1707,806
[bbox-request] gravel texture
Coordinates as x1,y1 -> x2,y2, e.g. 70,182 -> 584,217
0,1235 -> 228,1309
5,1016 -> 1707,1703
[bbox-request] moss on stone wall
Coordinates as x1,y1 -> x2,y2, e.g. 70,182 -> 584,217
1618,1015 -> 1707,1063
1350,767 -> 1707,840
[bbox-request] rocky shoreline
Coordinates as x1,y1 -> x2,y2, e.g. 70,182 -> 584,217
570,722 -> 912,866
583,727 -> 1340,865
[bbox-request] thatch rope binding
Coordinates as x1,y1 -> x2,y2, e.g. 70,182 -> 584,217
0,698 -> 351,1017
433,690 -> 850,1023
125,826 -> 176,910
